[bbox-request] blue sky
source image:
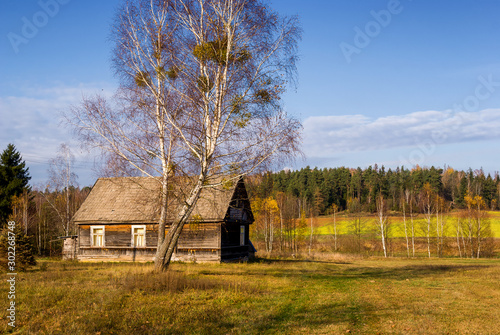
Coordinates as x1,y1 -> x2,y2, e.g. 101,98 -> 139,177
2,0 -> 500,187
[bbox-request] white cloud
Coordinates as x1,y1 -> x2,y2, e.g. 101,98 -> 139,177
303,108 -> 500,158
0,82 -> 115,185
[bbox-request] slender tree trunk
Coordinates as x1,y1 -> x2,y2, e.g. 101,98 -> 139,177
309,213 -> 313,256
402,195 -> 409,257
154,177 -> 204,272
279,207 -> 283,252
66,157 -> 70,235
409,193 -> 415,257
377,195 -> 387,258
38,206 -> 42,256
157,176 -> 169,246
269,215 -> 274,254
436,202 -> 440,257
468,209 -> 474,258
477,204 -> 482,258
426,206 -> 431,258
333,210 -> 337,251
357,217 -> 361,254
23,190 -> 29,235
440,210 -> 445,257
264,212 -> 269,252
456,217 -> 462,258
461,219 -> 468,258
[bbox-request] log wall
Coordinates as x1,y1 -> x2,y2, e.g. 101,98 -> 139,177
77,222 -> 221,262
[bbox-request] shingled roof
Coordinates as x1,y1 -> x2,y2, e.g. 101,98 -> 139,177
73,177 -> 242,224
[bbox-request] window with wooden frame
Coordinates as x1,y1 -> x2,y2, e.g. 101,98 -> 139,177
91,226 -> 105,247
131,225 -> 146,247
240,225 -> 245,246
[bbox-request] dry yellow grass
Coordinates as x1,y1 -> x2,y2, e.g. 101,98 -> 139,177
1,257 -> 499,334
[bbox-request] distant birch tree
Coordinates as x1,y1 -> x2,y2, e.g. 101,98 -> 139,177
402,190 -> 410,257
421,183 -> 434,258
456,214 -> 463,258
473,195 -> 485,258
408,189 -> 416,257
463,193 -> 490,258
376,193 -> 388,257
67,0 -> 302,271
46,144 -> 78,236
331,203 -> 338,251
308,209 -> 314,256
276,191 -> 285,252
253,196 -> 279,253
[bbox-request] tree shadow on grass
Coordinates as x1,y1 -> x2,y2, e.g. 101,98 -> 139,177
251,257 -> 352,265
239,259 -> 493,283
340,264 -> 492,281
232,299 -> 377,335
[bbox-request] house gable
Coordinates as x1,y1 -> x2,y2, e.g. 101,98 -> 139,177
225,178 -> 254,223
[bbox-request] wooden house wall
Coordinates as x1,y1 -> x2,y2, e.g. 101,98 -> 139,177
177,222 -> 219,249
79,225 -> 90,247
221,222 -> 245,247
105,225 -> 133,246
220,222 -> 250,261
79,247 -> 157,262
146,225 -> 158,247
77,222 -> 221,262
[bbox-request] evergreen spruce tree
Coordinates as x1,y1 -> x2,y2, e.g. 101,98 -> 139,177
0,224 -> 37,271
0,144 -> 31,226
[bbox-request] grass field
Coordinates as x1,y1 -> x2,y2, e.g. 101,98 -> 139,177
313,211 -> 500,238
2,257 -> 500,334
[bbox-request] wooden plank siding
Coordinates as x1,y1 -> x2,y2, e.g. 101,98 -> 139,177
146,225 -> 159,247
178,222 -> 219,249
79,221 -> 248,262
78,225 -> 90,247
78,222 -> 222,262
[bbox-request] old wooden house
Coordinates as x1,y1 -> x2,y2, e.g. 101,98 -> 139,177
72,177 -> 255,262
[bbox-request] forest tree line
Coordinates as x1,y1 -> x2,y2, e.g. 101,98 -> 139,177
248,165 -> 498,258
251,165 -> 500,214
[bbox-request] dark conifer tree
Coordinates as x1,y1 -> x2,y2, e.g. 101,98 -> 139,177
0,144 -> 31,226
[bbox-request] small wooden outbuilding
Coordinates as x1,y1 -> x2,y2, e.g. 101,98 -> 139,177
72,176 -> 255,262
60,235 -> 78,260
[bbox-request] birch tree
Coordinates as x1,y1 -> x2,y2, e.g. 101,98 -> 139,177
421,183 -> 433,258
456,215 -> 462,257
46,144 -> 78,236
402,190 -> 410,257
376,193 -> 388,257
275,191 -> 285,252
464,192 -> 475,257
331,203 -> 338,251
463,193 -> 489,258
474,195 -> 485,258
67,0 -> 301,271
408,189 -> 416,257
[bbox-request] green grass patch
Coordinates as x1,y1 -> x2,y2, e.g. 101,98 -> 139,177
1,258 -> 499,334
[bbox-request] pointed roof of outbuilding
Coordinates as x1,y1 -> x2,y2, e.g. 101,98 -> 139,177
73,176 -> 250,224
